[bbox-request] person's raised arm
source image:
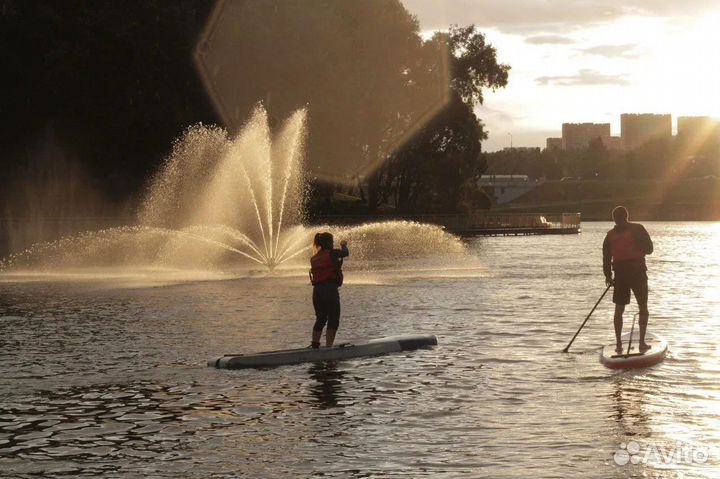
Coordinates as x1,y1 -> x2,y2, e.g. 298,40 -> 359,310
336,240 -> 349,258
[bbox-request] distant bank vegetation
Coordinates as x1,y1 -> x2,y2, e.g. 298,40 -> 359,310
494,178 -> 720,221
484,135 -> 720,219
486,135 -> 720,181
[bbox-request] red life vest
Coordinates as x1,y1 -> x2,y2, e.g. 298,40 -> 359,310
310,249 -> 339,285
607,226 -> 645,262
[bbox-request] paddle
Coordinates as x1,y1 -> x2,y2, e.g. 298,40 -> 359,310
562,283 -> 612,353
626,312 -> 638,356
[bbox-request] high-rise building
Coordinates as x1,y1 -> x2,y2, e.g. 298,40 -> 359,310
546,137 -> 562,150
601,136 -> 622,150
561,123 -> 611,150
620,114 -> 672,150
677,116 -> 720,146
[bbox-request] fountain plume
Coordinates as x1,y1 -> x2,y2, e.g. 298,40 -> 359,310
138,104 -> 308,268
1,105 -> 468,274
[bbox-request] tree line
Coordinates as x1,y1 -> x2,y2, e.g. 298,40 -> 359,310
485,134 -> 720,181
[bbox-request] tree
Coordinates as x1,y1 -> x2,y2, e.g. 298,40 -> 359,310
195,0 -> 432,186
365,26 -> 509,212
195,3 -> 509,213
578,137 -> 608,179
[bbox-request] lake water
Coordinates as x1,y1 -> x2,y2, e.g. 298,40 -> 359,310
1,222 -> 719,478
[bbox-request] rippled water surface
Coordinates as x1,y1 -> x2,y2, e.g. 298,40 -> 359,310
1,222 -> 719,478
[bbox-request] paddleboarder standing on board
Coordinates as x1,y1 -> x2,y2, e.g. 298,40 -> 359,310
309,232 -> 348,348
603,206 -> 654,354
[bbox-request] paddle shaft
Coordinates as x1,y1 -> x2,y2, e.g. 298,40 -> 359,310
626,313 -> 638,356
562,284 -> 612,353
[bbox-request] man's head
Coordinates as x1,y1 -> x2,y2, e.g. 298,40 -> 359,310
612,206 -> 629,225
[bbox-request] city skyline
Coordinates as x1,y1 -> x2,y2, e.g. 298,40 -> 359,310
546,114 -> 719,152
402,0 -> 720,151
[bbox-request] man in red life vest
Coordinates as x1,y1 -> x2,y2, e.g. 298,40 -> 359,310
309,232 -> 349,348
603,206 -> 654,353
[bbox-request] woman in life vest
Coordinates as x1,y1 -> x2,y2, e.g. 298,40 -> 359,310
602,206 -> 653,353
309,232 -> 349,348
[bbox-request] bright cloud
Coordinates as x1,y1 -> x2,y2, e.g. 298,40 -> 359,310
536,69 -> 629,87
579,44 -> 640,59
525,35 -> 576,45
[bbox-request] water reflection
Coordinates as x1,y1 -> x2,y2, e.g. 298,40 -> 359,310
307,362 -> 346,409
0,382 -> 198,476
610,376 -> 651,438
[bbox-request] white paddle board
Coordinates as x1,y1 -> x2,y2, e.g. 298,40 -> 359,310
209,334 -> 438,369
600,331 -> 668,369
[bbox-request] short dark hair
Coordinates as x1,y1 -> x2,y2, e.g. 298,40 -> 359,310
612,206 -> 629,224
313,232 -> 334,250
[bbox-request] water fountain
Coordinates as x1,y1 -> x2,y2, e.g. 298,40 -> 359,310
0,105 -> 467,275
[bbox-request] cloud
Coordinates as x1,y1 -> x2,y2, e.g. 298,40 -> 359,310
580,44 -> 639,58
475,105 -> 522,126
525,35 -> 575,45
402,0 -> 719,33
535,69 -> 629,86
403,0 -> 625,33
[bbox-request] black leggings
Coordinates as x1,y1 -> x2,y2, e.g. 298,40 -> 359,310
312,284 -> 340,332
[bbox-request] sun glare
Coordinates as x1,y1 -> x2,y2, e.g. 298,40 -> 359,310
465,12 -> 720,149
661,14 -> 720,118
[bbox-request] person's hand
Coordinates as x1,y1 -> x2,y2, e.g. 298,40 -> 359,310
340,240 -> 348,247
605,277 -> 614,287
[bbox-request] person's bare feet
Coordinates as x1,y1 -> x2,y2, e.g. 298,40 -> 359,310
639,342 -> 651,352
615,344 -> 624,354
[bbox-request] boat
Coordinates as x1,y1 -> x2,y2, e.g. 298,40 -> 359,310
209,334 -> 438,369
600,331 -> 668,369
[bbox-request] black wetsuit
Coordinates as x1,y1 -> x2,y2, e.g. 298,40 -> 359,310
312,245 -> 349,332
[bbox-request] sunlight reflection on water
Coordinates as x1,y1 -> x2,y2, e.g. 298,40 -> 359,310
1,222 -> 719,478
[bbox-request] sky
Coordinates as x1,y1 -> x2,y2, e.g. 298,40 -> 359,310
402,0 -> 720,151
